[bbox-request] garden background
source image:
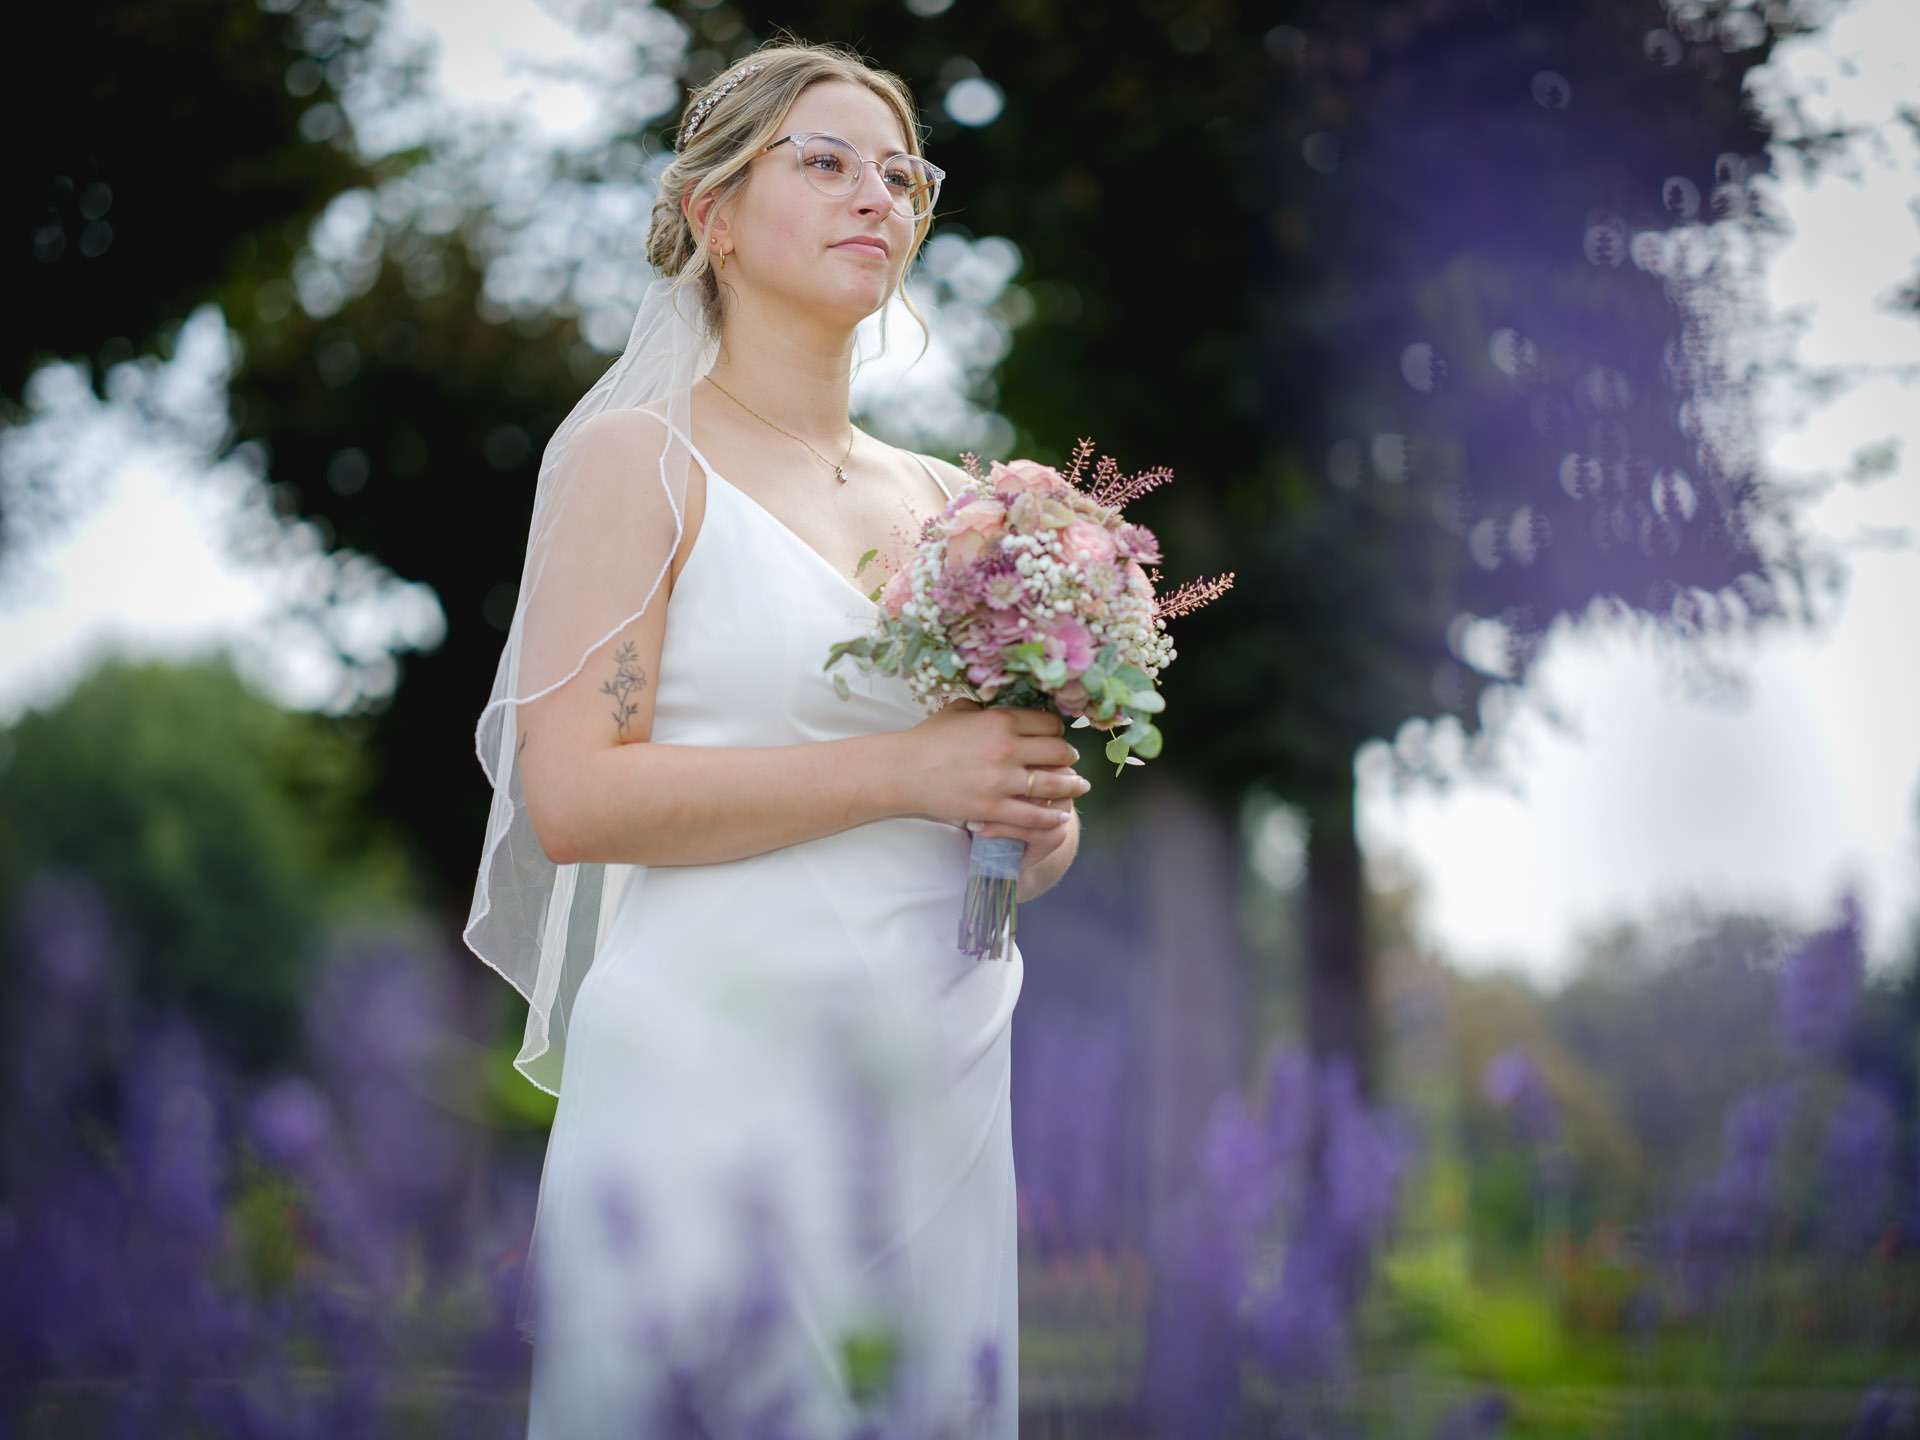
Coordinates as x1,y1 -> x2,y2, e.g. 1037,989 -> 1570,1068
2,0 -> 1917,1434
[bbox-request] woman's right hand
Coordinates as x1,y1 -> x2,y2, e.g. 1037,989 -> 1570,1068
892,698 -> 1088,831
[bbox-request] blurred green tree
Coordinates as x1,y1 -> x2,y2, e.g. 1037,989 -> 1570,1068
4,0 -> 378,398
3,0 -> 384,555
663,1 -> 1822,1088
0,656 -> 419,1073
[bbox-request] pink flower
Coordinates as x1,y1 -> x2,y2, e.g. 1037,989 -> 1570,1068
1040,615 -> 1096,672
1055,678 -> 1091,717
982,571 -> 1024,610
943,495 -> 1007,536
943,497 -> 1007,569
1008,492 -> 1075,533
1083,559 -> 1123,596
1114,522 -> 1162,564
990,458 -> 1062,498
1059,519 -> 1118,567
1125,561 -> 1154,600
879,566 -> 913,617
966,659 -> 1011,699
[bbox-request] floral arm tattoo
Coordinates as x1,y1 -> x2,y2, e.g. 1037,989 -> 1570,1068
600,641 -> 649,739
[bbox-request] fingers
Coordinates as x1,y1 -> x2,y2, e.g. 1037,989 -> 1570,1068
1022,739 -> 1082,769
969,808 -> 1068,841
1031,768 -> 1090,804
1005,707 -> 1065,736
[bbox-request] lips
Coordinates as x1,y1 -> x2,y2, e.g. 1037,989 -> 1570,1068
832,236 -> 890,257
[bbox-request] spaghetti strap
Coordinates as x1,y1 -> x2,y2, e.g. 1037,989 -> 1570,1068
909,451 -> 955,501
638,404 -> 719,481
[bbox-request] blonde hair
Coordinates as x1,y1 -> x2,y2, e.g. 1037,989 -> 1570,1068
647,36 -> 935,353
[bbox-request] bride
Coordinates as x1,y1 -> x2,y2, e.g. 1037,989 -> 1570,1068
465,38 -> 1088,1438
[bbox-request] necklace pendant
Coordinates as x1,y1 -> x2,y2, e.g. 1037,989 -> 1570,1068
835,465 -> 847,484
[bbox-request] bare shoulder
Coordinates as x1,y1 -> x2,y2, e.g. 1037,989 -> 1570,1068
907,450 -> 973,500
567,406 -> 674,459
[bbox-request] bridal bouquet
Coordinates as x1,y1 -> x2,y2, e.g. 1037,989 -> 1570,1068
825,439 -> 1233,961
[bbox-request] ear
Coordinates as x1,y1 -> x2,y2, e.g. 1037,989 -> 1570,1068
684,187 -> 731,247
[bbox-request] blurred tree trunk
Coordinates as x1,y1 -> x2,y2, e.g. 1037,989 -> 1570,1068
1305,777 -> 1374,1094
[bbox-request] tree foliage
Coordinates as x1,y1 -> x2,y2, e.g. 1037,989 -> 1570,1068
0,657 -> 418,1072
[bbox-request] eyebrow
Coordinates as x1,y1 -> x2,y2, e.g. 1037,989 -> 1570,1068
811,127 -> 914,156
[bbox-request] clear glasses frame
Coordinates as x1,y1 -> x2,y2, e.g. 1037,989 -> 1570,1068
758,132 -> 946,221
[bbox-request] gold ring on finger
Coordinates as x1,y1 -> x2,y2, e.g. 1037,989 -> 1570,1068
1024,772 -> 1036,799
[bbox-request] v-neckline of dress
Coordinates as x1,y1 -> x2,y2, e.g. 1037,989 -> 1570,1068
705,469 -> 881,614
649,405 -> 955,614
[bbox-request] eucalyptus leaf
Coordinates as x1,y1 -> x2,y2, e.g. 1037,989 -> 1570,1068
1129,689 -> 1166,714
854,547 -> 879,576
1129,722 -> 1163,759
832,672 -> 850,700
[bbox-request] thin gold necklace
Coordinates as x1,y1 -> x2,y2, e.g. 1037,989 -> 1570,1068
704,376 -> 856,484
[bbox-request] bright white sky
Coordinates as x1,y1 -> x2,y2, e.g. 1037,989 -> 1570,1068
0,0 -> 1915,984
1359,0 -> 1920,979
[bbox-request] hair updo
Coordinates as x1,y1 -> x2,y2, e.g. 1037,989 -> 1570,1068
647,37 -> 936,345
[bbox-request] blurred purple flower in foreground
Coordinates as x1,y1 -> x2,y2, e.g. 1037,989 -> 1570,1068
1434,1391 -> 1510,1440
0,878 -> 534,1437
1821,1083 -> 1898,1257
1777,891 -> 1863,1066
1142,1043 -> 1405,1433
1662,1081 -> 1795,1311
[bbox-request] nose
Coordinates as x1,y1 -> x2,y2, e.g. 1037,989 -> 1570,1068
850,159 -> 897,217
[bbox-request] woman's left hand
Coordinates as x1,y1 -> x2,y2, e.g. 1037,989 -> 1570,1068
966,763 -> 1079,867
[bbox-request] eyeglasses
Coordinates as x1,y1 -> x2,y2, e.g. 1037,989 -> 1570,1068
759,132 -> 945,222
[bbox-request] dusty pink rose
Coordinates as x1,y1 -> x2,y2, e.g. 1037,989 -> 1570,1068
879,566 -> 913,617
943,497 -> 1007,568
1059,519 -> 1118,567
1039,615 -> 1096,672
990,458 -> 1062,498
1055,678 -> 1091,717
1125,561 -> 1154,600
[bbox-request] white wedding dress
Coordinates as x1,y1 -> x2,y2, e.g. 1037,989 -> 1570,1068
524,428 -> 1023,1439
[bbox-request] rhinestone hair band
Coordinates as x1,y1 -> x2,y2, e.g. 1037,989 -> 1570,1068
678,63 -> 768,147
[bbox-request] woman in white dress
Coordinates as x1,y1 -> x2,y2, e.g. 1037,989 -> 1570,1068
464,39 -> 1090,1438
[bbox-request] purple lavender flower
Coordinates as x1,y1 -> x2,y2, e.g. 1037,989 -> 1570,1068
1246,1060 -> 1405,1384
248,1075 -> 333,1166
121,1013 -> 227,1245
1821,1084 -> 1897,1256
1318,1059 -> 1404,1246
1662,1082 -> 1795,1310
1778,892 -> 1863,1065
7,868 -> 116,1131
1011,1005 -> 1127,1252
1434,1391 -> 1510,1440
1200,1088 -> 1281,1236
1481,1049 -> 1557,1148
1849,1384 -> 1920,1439
971,1337 -> 1000,1416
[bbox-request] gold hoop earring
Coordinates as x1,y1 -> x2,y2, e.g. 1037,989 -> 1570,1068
715,246 -> 727,272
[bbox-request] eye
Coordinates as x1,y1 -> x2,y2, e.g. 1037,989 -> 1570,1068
806,152 -> 846,173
